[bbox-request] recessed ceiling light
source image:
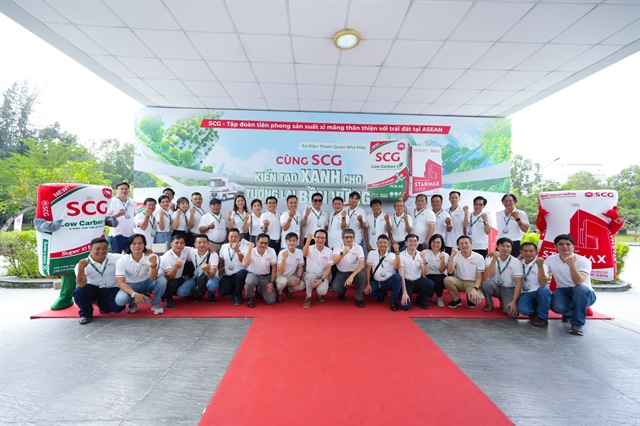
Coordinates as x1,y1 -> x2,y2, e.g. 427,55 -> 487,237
333,29 -> 361,50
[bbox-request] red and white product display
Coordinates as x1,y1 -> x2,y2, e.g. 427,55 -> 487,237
409,146 -> 442,196
538,190 -> 618,281
36,184 -> 111,276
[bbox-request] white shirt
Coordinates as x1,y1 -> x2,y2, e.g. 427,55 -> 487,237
367,250 -> 397,282
277,248 -> 304,276
134,212 -> 155,249
249,213 -> 262,237
219,241 -> 249,276
521,259 -> 548,293
75,253 -> 122,288
107,197 -> 136,237
171,210 -> 189,232
302,207 -> 328,237
390,213 -> 413,245
188,249 -> 219,278
425,249 -> 449,276
467,212 -> 489,250
305,245 -> 333,275
432,209 -> 451,239
159,247 -> 194,278
199,212 -> 228,243
327,211 -> 345,249
346,206 -> 367,244
366,213 -> 389,243
333,244 -> 365,273
189,206 -> 206,234
484,255 -> 523,288
228,210 -> 247,234
451,251 -> 485,281
247,247 -> 277,275
399,250 -> 426,281
260,211 -> 281,241
154,208 -> 172,233
545,253 -> 593,290
116,254 -> 155,283
445,206 -> 465,248
280,210 -> 302,247
412,208 -> 436,243
496,209 -> 529,241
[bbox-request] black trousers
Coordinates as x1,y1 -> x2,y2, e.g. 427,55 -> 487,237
218,269 -> 248,298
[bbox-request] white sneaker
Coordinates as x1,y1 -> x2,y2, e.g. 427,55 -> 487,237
151,304 -> 164,315
436,297 -> 444,308
127,303 -> 138,313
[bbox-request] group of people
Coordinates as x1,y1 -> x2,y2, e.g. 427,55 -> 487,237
72,182 -> 596,336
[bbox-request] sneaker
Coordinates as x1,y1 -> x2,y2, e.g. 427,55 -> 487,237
533,318 -> 549,327
233,296 -> 242,306
151,304 -> 164,315
79,316 -> 92,325
355,299 -> 364,308
467,299 -> 476,309
303,297 -> 312,309
127,303 -> 138,314
448,299 -> 462,308
416,301 -> 429,310
165,297 -> 176,308
436,297 -> 444,308
318,295 -> 325,303
561,315 -> 571,323
569,324 -> 584,336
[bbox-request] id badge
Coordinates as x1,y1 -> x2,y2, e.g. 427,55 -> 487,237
380,270 -> 386,277
125,213 -> 131,219
497,277 -> 504,285
522,284 -> 529,292
371,230 -> 376,235
468,229 -> 473,235
317,222 -> 322,228
229,264 -> 235,271
150,230 -> 156,238
502,228 -> 509,234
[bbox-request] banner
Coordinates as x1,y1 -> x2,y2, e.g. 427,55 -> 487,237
538,190 -> 618,280
13,214 -> 23,232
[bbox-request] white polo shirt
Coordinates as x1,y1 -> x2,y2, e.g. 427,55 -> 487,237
219,241 -> 249,276
467,212 -> 489,250
188,249 -> 219,278
277,248 -> 304,276
484,255 -> 523,288
75,253 -> 123,288
280,210 -> 302,247
412,208 -> 436,243
433,209 -> 451,239
390,213 -> 413,244
247,247 -> 277,275
545,253 -> 593,290
346,206 -> 367,244
305,245 -> 334,275
116,254 -> 155,283
260,211 -> 281,241
189,206 -> 206,234
327,211 -> 345,249
496,209 -> 529,241
171,210 -> 189,232
366,213 -> 389,242
154,208 -> 172,233
445,206 -> 465,248
333,244 -> 365,273
451,251 -> 485,281
159,247 -> 194,278
199,212 -> 228,243
228,210 -> 247,233
399,250 -> 426,281
134,212 -> 156,249
249,213 -> 262,237
107,197 -> 136,237
425,249 -> 449,276
302,207 -> 328,237
521,259 -> 548,292
367,250 -> 397,282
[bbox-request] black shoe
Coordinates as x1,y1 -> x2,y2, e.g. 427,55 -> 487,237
79,316 -> 92,325
98,309 -> 109,314
338,293 -> 346,300
376,294 -> 385,303
533,318 -> 548,327
448,299 -> 462,308
208,294 -> 217,304
194,294 -> 203,303
467,300 -> 476,309
569,324 -> 584,336
247,297 -> 255,308
285,288 -> 295,300
255,291 -> 263,300
165,297 -> 176,308
390,301 -> 398,311
417,301 -> 429,310
561,315 -> 571,323
234,296 -> 242,306
355,299 -> 364,308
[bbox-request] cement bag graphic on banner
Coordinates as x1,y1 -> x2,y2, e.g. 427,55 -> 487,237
538,190 -> 618,281
366,140 -> 409,200
36,184 -> 111,276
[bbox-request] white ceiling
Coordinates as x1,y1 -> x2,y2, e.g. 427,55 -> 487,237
2,0 -> 638,117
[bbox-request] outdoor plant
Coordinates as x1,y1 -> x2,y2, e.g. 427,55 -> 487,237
0,230 -> 41,278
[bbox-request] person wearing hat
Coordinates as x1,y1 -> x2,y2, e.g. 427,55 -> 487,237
198,198 -> 228,252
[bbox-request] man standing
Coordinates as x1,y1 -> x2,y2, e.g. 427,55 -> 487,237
280,195 -> 302,248
547,234 -> 596,336
107,182 -> 136,254
199,198 -> 228,252
115,234 -> 166,314
496,194 -> 530,257
364,235 -> 402,311
517,242 -> 551,327
445,191 -> 465,254
345,191 -> 367,247
399,234 -> 435,310
463,196 -> 491,258
412,194 -> 436,250
243,233 -> 277,307
302,230 -> 333,309
364,198 -> 389,252
218,228 -> 248,306
430,194 -> 452,238
73,238 -> 125,324
275,232 -> 305,302
260,196 -> 282,253
444,236 -> 485,308
332,228 -> 366,307
188,192 -> 206,247
302,192 -> 328,246
388,199 -> 412,251
481,238 -> 523,317
327,196 -> 346,250
134,197 -> 157,250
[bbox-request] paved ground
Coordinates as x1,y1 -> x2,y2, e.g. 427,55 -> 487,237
1,247 -> 638,425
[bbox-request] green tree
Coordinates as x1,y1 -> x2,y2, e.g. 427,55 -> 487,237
36,122 -> 78,146
179,150 -> 195,168
168,147 -> 180,160
480,118 -> 511,164
201,165 -> 213,172
561,171 -> 604,191
608,165 -> 640,235
91,138 -> 134,187
510,154 -> 541,195
138,115 -> 164,143
0,81 -> 39,159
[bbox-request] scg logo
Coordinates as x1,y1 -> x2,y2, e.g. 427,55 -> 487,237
585,192 -> 614,198
375,152 -> 401,162
67,200 -> 108,216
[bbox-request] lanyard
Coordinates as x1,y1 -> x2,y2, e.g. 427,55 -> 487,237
522,262 -> 535,281
393,214 -> 404,228
372,213 -> 383,231
288,211 -> 298,225
160,208 -> 171,222
119,198 -> 130,211
210,212 -> 222,224
435,209 -> 443,217
331,213 -> 341,227
497,257 -> 512,276
348,208 -> 357,220
196,252 -> 210,268
145,214 -> 155,228
503,211 -> 514,227
88,258 -> 107,276
235,211 -> 245,223
469,213 -> 482,227
311,208 -> 322,221
228,247 -> 236,262
194,207 -> 204,216
414,208 -> 425,218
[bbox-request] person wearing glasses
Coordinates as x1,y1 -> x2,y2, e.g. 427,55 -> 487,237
260,196 -> 282,253
243,233 -> 277,308
302,192 -> 328,246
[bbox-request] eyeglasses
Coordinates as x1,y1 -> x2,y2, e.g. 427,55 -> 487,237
312,199 -> 322,202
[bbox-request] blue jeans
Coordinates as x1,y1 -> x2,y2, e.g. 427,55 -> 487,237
368,273 -> 402,302
72,285 -> 124,317
154,232 -> 171,250
551,286 -> 596,326
518,287 -> 552,319
109,235 -> 129,254
205,277 -> 220,297
115,278 -> 167,307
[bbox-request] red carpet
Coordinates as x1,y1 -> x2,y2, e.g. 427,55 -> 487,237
199,315 -> 513,426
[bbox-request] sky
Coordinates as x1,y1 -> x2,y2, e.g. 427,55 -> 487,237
0,13 -> 638,184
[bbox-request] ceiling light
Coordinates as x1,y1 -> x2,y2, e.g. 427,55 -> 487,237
333,29 -> 361,50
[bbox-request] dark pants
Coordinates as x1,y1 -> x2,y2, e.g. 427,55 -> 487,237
73,285 -> 124,318
473,249 -> 488,258
403,277 -> 435,310
219,269 -> 248,298
510,240 -> 521,258
429,274 -> 447,297
109,235 -> 129,254
332,270 -> 366,301
368,273 -> 402,302
165,277 -> 185,299
268,239 -> 281,255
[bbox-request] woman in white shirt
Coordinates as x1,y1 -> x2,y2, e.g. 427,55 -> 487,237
425,234 -> 449,307
228,195 -> 251,241
248,198 -> 263,243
